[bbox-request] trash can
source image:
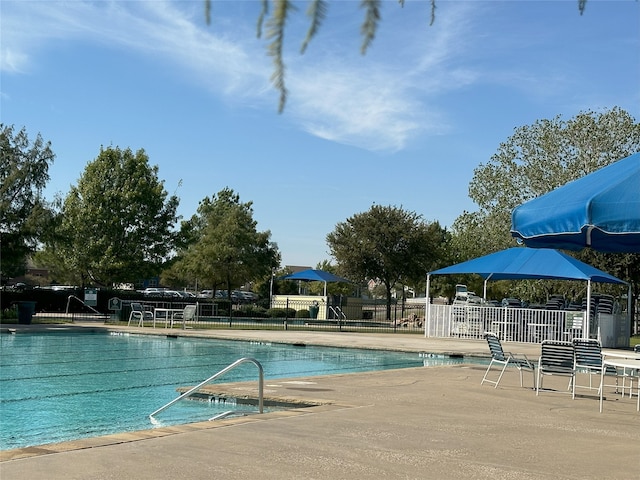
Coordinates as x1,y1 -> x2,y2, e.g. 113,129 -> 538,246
17,301 -> 36,325
309,304 -> 319,319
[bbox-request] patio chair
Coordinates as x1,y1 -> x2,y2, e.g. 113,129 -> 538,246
171,304 -> 197,328
571,339 -> 619,399
128,302 -> 153,327
536,340 -> 575,395
481,332 -> 536,389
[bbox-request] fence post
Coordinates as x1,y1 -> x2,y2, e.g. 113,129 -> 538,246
285,298 -> 289,330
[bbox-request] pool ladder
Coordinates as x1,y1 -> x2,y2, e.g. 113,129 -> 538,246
149,357 -> 264,421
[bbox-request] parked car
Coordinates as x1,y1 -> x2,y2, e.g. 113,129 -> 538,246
142,287 -> 166,296
501,298 -> 523,308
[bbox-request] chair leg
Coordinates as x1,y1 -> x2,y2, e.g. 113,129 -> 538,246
481,360 -> 508,388
494,363 -> 509,388
536,370 -> 542,396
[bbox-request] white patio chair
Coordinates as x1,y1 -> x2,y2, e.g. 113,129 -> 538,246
170,304 -> 197,328
128,302 -> 153,327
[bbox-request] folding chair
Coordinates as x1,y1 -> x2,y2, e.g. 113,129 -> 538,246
481,332 -> 536,389
536,340 -> 575,396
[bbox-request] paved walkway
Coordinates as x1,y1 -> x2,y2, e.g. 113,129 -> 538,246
1,323 -> 638,479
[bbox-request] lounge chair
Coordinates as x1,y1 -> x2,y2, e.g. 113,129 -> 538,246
536,340 -> 575,396
481,332 -> 536,389
128,302 -> 153,327
572,339 -> 619,399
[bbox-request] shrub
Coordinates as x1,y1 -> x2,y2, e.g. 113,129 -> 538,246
295,309 -> 310,318
0,307 -> 18,321
267,307 -> 296,318
234,305 -> 269,318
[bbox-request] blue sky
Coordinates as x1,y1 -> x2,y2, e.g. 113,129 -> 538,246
2,1 -> 639,268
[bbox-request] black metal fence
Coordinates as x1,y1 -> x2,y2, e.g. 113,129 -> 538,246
105,297 -> 427,334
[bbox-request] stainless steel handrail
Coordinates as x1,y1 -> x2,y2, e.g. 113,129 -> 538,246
149,357 -> 264,419
329,306 -> 347,320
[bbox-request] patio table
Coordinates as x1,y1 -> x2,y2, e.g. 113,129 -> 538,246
599,357 -> 640,412
153,308 -> 184,328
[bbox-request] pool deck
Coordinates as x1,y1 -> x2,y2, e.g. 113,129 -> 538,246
1,322 -> 638,479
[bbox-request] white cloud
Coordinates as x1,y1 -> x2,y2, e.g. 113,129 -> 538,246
0,1 -> 483,152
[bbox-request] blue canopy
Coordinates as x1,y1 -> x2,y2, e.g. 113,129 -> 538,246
281,269 -> 351,283
429,248 -> 625,285
510,153 -> 640,253
426,248 -> 627,340
280,269 -> 351,296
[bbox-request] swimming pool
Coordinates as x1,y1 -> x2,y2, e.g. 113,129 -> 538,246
0,331 -> 475,450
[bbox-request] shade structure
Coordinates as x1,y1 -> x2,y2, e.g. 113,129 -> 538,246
429,248 -> 626,285
426,248 -> 627,339
280,269 -> 351,296
510,153 -> 640,253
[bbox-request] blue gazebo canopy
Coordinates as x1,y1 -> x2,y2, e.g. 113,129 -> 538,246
426,248 -> 627,339
429,248 -> 626,285
281,269 -> 351,283
280,269 -> 351,296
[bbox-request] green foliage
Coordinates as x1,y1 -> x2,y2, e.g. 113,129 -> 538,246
172,188 -> 280,295
233,305 -> 269,318
40,146 -> 179,286
0,125 -> 55,279
453,107 -> 640,261
295,308 -> 311,318
327,204 -> 447,319
450,107 -> 640,312
267,307 -> 296,318
0,306 -> 18,321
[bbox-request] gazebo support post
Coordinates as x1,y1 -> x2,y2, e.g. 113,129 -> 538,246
425,274 -> 431,338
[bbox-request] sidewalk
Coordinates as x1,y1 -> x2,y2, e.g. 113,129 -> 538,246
1,325 -> 638,479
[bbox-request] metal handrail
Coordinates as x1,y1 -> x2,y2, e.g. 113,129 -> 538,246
66,295 -> 101,315
329,306 -> 347,320
149,357 -> 264,419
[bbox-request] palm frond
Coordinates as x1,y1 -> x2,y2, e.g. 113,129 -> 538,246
360,0 -> 381,55
578,0 -> 587,15
430,0 -> 436,26
266,0 -> 294,113
301,0 -> 328,54
257,0 -> 269,38
204,0 -> 211,25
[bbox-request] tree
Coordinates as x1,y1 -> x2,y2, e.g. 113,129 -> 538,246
204,0 -> 590,112
41,146 -> 179,286
172,188 -> 280,300
326,204 -> 446,320
0,124 -> 55,281
452,107 -> 640,259
451,107 -> 640,314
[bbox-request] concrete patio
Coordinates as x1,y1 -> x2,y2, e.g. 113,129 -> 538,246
1,325 -> 638,479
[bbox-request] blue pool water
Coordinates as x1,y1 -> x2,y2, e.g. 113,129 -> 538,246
0,331 -> 473,450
